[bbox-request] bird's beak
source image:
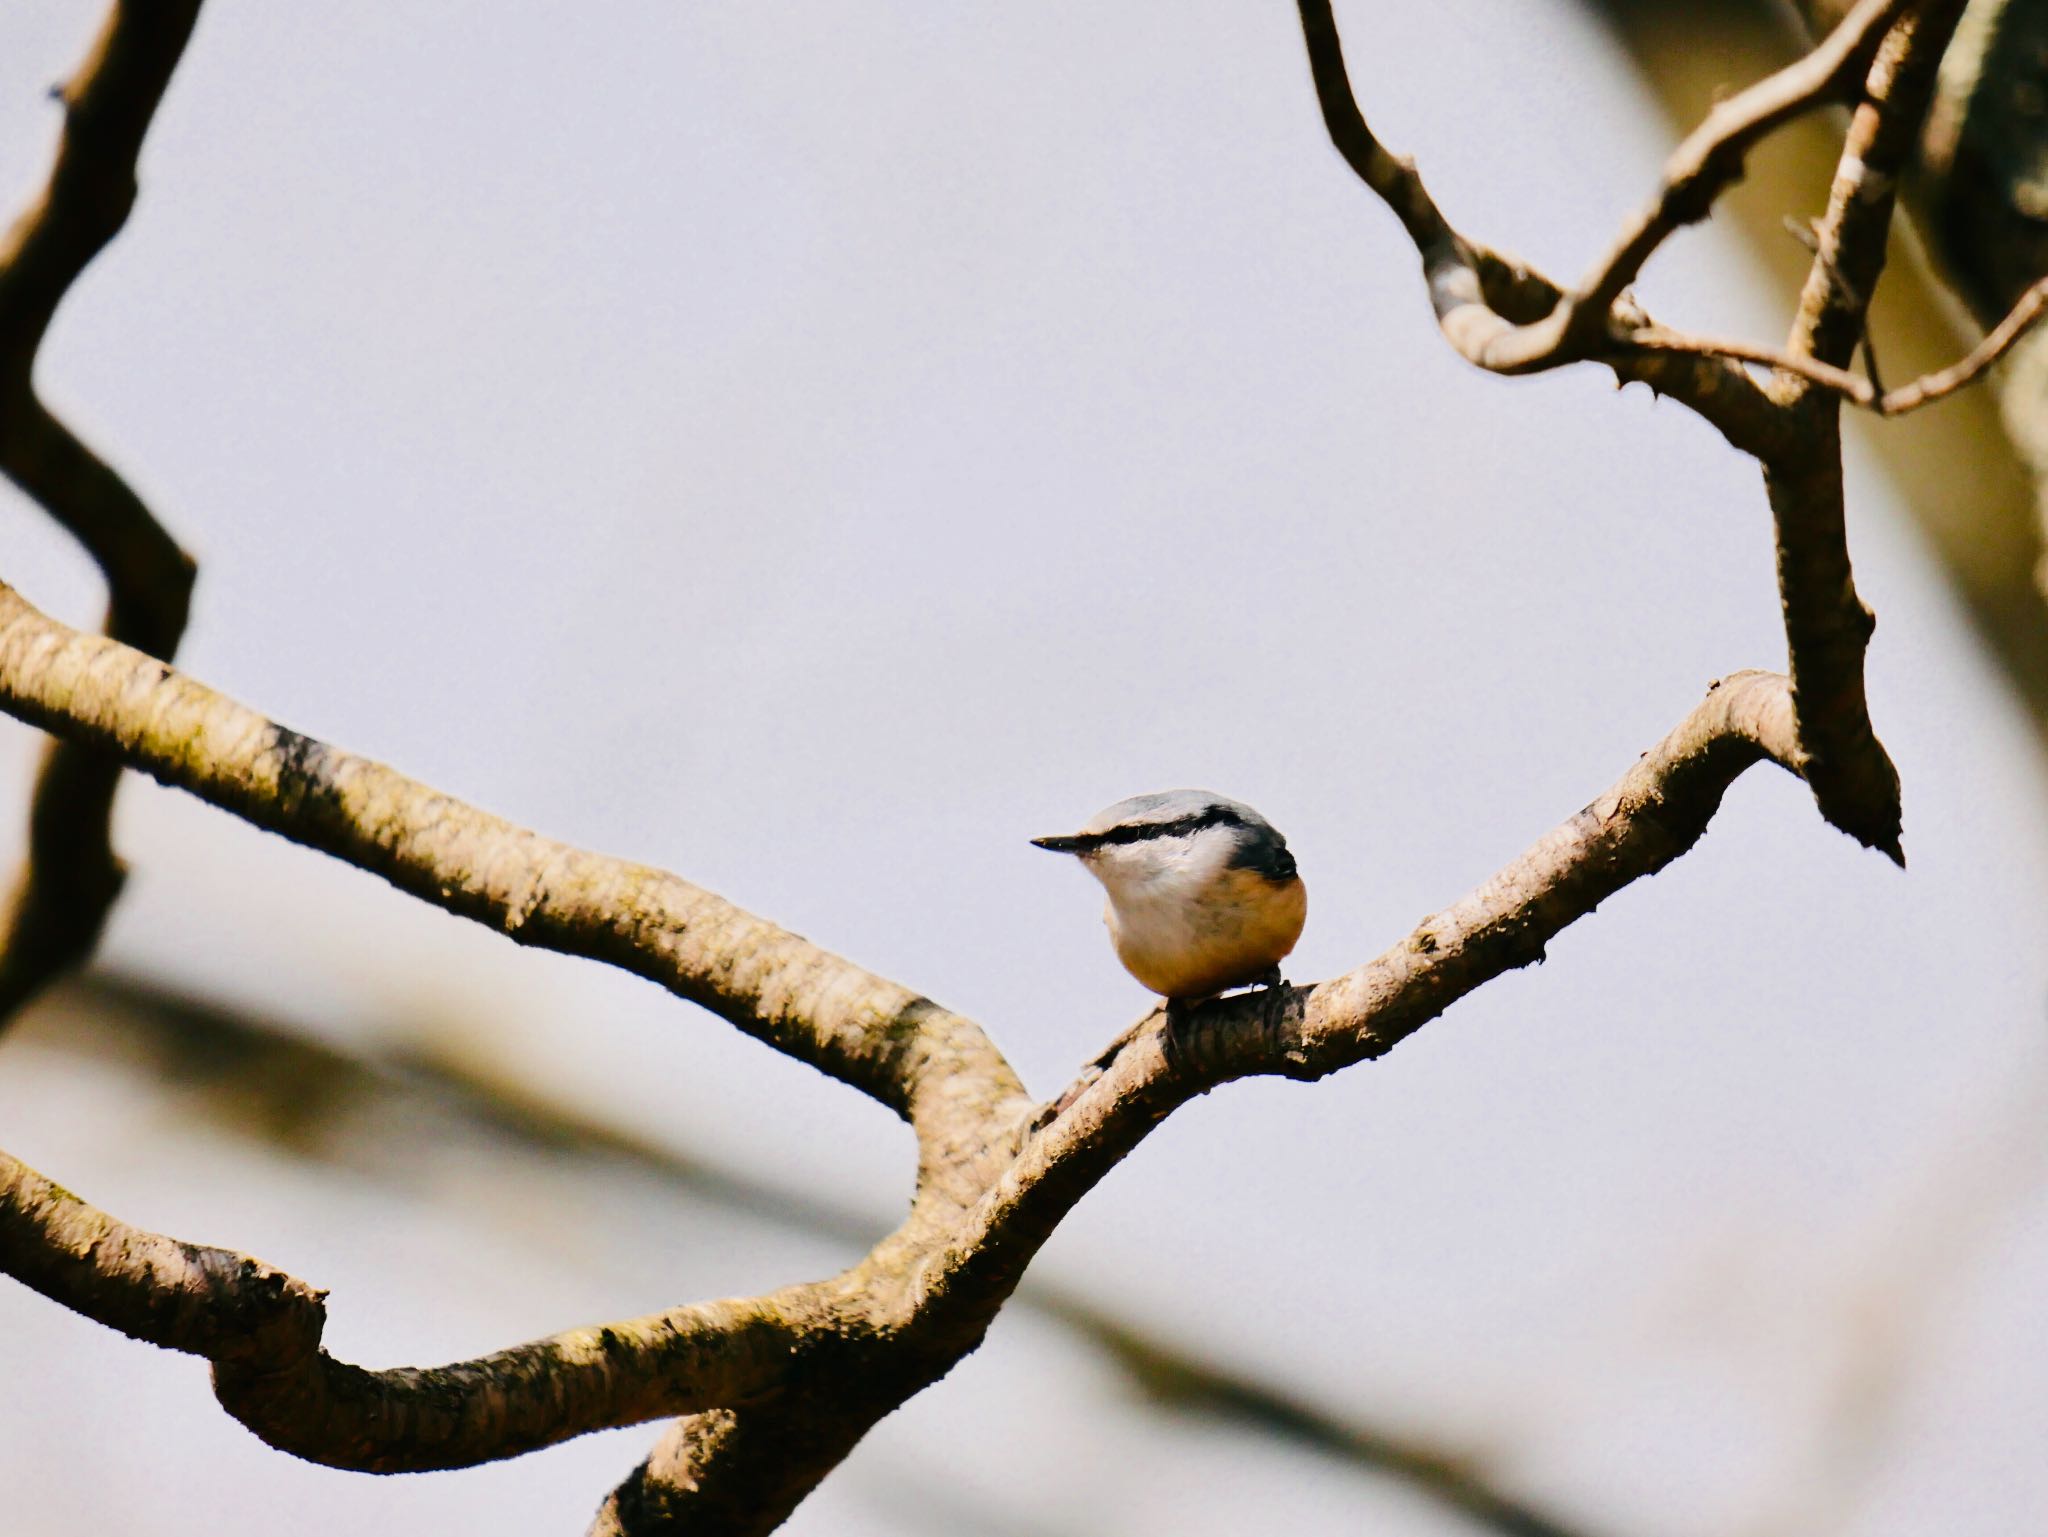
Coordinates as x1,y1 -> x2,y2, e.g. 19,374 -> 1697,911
1030,834 -> 1088,854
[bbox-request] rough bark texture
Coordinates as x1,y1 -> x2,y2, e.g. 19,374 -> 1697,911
1765,1 -> 1967,861
20,971 -> 1598,1537
0,574 -> 1810,1518
0,2 -> 1982,1530
0,585 -> 1024,1154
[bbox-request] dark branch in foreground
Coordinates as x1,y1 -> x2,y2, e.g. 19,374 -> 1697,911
0,0 -> 201,1026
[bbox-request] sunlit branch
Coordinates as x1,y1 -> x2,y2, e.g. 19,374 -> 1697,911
0,579 -> 1025,1142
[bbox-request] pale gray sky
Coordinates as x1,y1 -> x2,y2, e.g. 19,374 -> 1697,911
4,2 -> 2046,1534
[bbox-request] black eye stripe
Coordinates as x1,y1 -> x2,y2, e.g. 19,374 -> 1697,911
1069,805 -> 1249,851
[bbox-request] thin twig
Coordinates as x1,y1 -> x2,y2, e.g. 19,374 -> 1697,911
1875,271 -> 2048,412
1623,326 -> 1877,404
1623,274 -> 2048,416
1563,0 -> 1913,342
1290,0 -> 1786,454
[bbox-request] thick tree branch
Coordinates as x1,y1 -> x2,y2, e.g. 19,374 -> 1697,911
935,673 -> 1806,1306
0,1144 -> 323,1366
211,1295 -> 806,1475
0,579 -> 1025,1145
21,972 -> 1601,1537
0,0 -> 202,1025
0,1143 -> 812,1472
0,567 -> 1815,1528
1751,1 -> 1965,862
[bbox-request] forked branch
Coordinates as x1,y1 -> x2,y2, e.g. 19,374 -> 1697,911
593,673 -> 1814,1532
1291,0 -> 1964,860
0,0 -> 1979,1529
1290,0 -> 1909,422
0,573 -> 1820,1528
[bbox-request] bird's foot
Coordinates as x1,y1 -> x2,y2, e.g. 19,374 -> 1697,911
1160,997 -> 1192,1079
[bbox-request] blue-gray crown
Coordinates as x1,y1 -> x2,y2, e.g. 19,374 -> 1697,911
1030,790 -> 1297,881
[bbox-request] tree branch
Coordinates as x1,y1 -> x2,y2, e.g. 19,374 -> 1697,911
1563,0 -> 1911,337
1294,0 -> 1925,861
1290,0 -> 1788,456
581,674 -> 1809,1532
590,1407 -> 884,1537
0,0 -> 202,1026
1749,0 -> 1965,863
936,672 -> 1806,1303
1290,0 -> 1918,457
1868,271 -> 2048,412
0,1142 -> 812,1472
23,971 -> 1603,1537
0,565 -> 1817,1527
0,579 -> 1025,1144
1621,271 -> 2048,416
0,1143 -> 323,1366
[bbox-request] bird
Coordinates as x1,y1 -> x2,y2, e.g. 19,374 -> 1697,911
1031,789 -> 1306,1003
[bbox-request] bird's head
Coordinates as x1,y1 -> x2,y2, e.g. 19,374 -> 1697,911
1031,789 -> 1297,894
